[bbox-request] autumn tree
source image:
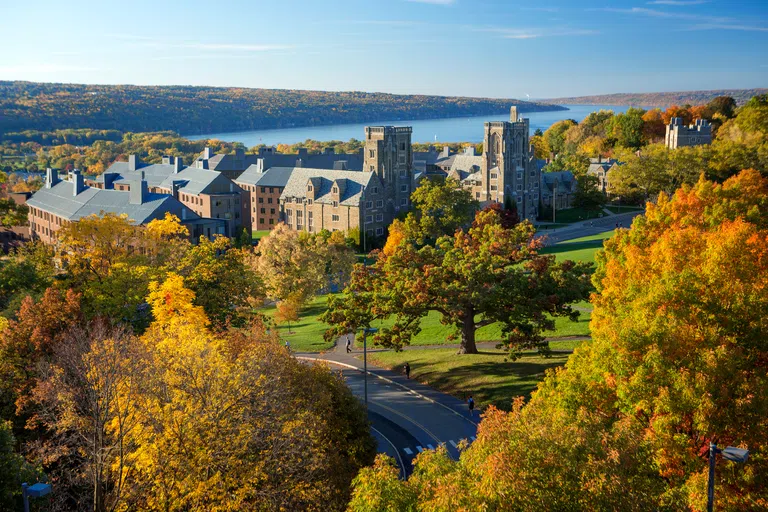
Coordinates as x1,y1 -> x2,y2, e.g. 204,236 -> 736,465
0,198 -> 28,227
323,208 -> 592,354
274,294 -> 301,334
407,177 -> 478,241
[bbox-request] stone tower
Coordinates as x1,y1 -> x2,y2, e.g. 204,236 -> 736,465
665,117 -> 712,149
481,106 -> 537,219
363,126 -> 413,220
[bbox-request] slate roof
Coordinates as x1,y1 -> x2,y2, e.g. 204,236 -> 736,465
157,166 -> 227,195
27,180 -> 198,225
201,149 -> 364,174
235,165 -> 293,188
449,154 -> 483,174
280,168 -> 374,206
541,171 -> 577,194
103,161 -> 180,189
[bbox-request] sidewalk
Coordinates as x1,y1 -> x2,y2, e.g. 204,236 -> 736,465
334,336 -> 589,355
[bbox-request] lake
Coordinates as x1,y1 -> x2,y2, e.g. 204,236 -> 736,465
187,104 -> 632,146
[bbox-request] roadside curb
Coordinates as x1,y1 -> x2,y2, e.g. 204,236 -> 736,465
296,356 -> 479,427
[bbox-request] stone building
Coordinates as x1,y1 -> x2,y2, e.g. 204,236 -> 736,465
279,168 -> 386,238
363,126 -> 415,223
587,157 -> 621,194
540,171 -> 577,211
665,118 -> 712,149
27,169 -> 223,244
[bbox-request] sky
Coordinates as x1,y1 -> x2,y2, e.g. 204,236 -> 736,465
1,0 -> 766,99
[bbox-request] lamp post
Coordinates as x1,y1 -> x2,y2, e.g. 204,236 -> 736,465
361,327 -> 378,408
361,185 -> 367,254
707,443 -> 749,512
22,482 -> 52,512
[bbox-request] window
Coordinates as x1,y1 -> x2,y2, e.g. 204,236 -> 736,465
517,173 -> 523,181
268,198 -> 273,204
258,197 -> 264,203
259,218 -> 265,224
369,149 -> 375,158
517,196 -> 522,202
372,186 -> 378,194
400,198 -> 407,206
307,185 -> 313,192
269,187 -> 274,193
490,173 -> 498,179
400,185 -> 408,192
333,201 -> 339,207
366,201 -> 373,209
491,185 -> 498,191
399,170 -> 407,178
332,214 -> 340,222
375,213 -> 383,222
296,211 -> 303,219
534,182 -> 539,188
369,165 -> 375,172
332,186 -> 338,194
286,209 -> 293,218
517,184 -> 522,191
365,215 -> 373,224
270,208 -> 275,214
400,143 -> 405,151
475,192 -> 480,199
260,208 -> 266,214
376,227 -> 384,236
307,199 -> 313,205
367,229 -> 374,237
261,187 -> 266,193
269,218 -> 274,225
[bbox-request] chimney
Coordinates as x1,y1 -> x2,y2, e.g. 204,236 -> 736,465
171,180 -> 183,200
197,159 -> 209,170
464,146 -> 475,156
162,156 -> 171,165
235,147 -> 245,160
128,154 -> 139,171
324,147 -> 334,155
333,160 -> 348,170
510,106 -> 519,122
174,157 -> 183,173
70,169 -> 85,196
130,171 -> 149,205
297,148 -> 308,158
441,146 -> 451,158
203,147 -> 212,160
45,168 -> 60,189
103,172 -> 118,190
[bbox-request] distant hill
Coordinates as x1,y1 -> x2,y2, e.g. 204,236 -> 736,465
545,89 -> 767,108
0,81 -> 565,137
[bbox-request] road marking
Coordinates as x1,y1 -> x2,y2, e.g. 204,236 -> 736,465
403,447 -> 413,455
416,446 -> 423,453
370,425 -> 407,479
369,400 -> 444,449
427,444 -> 434,450
449,440 -> 458,448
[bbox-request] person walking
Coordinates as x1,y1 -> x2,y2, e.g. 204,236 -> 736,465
345,335 -> 352,353
467,395 -> 476,418
404,362 -> 411,379
285,340 -> 291,352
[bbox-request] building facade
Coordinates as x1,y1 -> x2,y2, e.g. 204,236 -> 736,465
235,167 -> 292,232
665,118 -> 712,149
540,171 -> 577,211
27,169 -> 223,245
587,157 -> 622,194
363,126 -> 415,223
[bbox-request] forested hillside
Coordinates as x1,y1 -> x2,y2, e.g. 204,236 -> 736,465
546,88 -> 766,107
0,81 -> 564,135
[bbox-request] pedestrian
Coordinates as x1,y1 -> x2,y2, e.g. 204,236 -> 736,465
404,362 -> 411,379
467,395 -> 475,418
285,340 -> 290,352
345,335 -> 352,353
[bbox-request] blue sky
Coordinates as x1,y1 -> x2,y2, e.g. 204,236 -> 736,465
1,0 -> 766,98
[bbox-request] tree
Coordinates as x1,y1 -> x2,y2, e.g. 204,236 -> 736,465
407,177 -> 478,241
274,294 -> 301,334
0,198 -> 28,227
350,170 -> 768,511
573,174 -> 606,211
642,108 -> 666,142
608,107 -> 646,149
0,420 -> 42,510
543,119 -> 577,155
322,208 -> 592,355
707,95 -> 737,119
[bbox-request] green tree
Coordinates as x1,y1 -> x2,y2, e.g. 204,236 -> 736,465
573,174 -> 606,211
0,199 -> 27,227
323,208 -> 592,354
407,177 -> 478,241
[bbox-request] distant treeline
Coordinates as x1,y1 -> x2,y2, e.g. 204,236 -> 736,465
0,81 -> 565,136
545,88 -> 767,108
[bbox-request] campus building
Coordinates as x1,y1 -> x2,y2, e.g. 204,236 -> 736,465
587,157 -> 622,194
93,155 -> 249,237
235,167 -> 293,232
540,170 -> 577,211
27,169 -> 223,244
665,118 -> 712,149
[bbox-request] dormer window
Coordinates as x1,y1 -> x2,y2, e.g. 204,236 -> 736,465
307,185 -> 313,192
332,186 -> 338,194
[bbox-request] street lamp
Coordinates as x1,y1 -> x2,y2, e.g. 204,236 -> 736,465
22,482 -> 52,512
360,327 -> 378,408
707,443 -> 749,512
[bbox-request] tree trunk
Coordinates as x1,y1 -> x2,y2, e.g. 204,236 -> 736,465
458,311 -> 478,355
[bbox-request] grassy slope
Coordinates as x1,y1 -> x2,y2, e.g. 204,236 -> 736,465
260,295 -> 336,352
367,349 -> 571,410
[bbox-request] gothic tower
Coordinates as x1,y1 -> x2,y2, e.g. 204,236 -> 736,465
363,126 -> 413,221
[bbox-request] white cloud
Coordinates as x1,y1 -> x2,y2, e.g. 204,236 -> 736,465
480,27 -> 598,39
687,23 -> 768,32
594,7 -> 731,23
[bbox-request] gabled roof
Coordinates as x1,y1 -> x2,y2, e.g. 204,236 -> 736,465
449,154 -> 483,174
103,161 -> 180,189
157,166 -> 232,195
541,171 -> 577,194
27,180 -> 198,225
280,168 -> 375,206
235,165 -> 293,188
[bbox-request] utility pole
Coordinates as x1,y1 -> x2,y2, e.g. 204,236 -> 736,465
552,178 -> 558,224
361,327 -> 378,409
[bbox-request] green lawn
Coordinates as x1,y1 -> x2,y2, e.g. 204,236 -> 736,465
252,230 -> 271,242
539,230 -> 615,263
543,206 -> 605,224
367,349 -> 571,410
260,295 -> 336,352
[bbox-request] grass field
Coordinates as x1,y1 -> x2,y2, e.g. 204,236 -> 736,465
260,295 -> 337,352
367,349 -> 572,410
539,230 -> 615,263
252,230 -> 271,242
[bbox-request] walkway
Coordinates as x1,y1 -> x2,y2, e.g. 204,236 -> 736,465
536,210 -> 643,245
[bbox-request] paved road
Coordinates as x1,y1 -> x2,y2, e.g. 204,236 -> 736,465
536,210 -> 643,245
299,354 -> 478,477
